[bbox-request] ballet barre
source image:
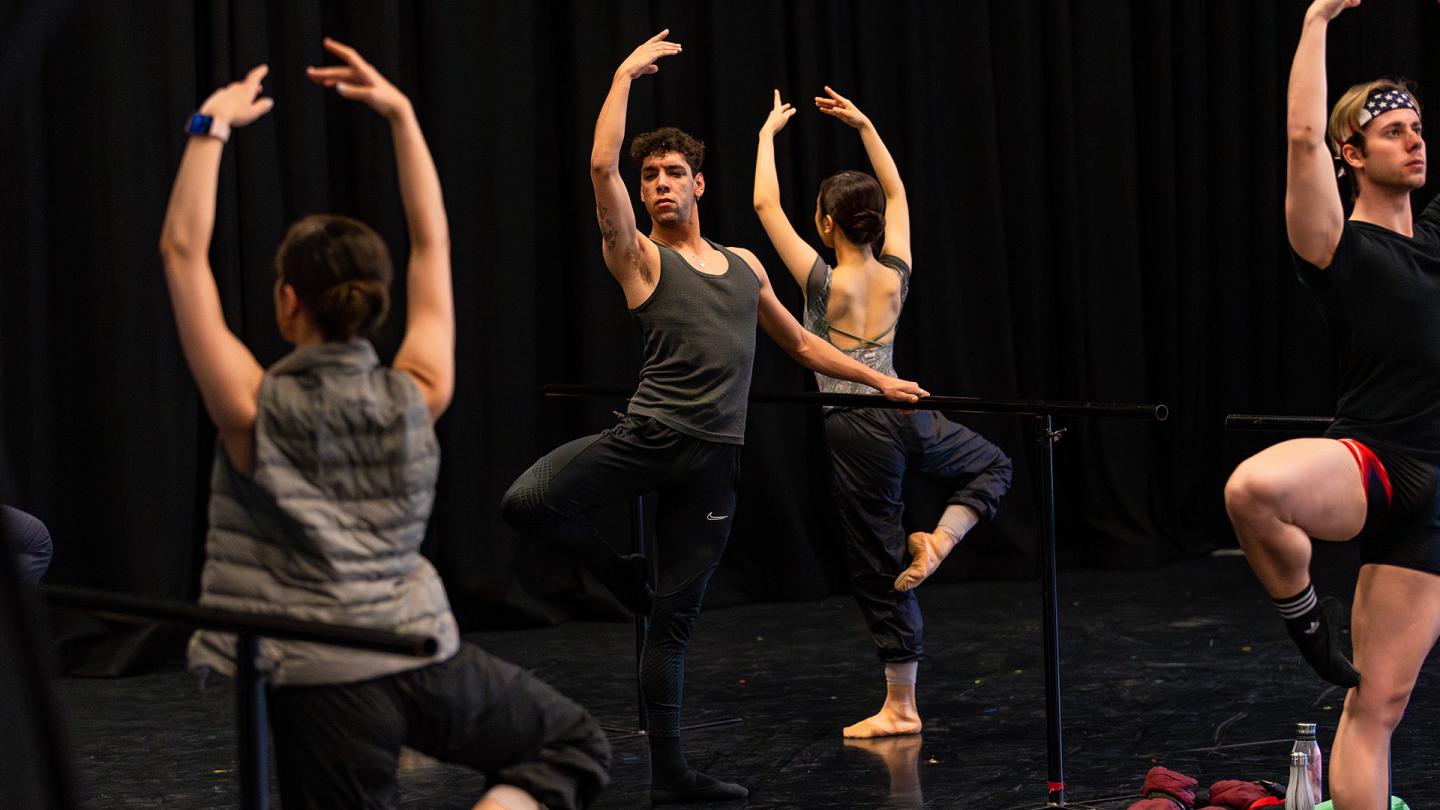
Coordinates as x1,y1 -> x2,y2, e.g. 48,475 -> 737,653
545,383 -> 1168,808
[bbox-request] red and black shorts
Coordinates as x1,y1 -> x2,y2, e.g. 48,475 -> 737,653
1337,438 -> 1440,574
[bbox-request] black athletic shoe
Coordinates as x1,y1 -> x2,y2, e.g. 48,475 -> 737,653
1285,595 -> 1361,688
650,770 -> 749,804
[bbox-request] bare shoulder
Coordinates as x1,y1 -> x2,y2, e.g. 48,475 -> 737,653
883,249 -> 913,271
727,245 -> 767,277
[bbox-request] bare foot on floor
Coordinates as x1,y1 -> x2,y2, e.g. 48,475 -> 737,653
893,530 -> 956,591
842,707 -> 923,738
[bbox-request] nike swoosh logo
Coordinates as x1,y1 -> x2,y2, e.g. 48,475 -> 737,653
706,513 -> 729,521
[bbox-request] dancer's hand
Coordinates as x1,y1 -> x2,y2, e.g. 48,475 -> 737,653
307,38 -> 412,121
815,86 -> 870,129
198,65 -> 274,129
760,89 -> 797,137
1305,0 -> 1361,22
878,377 -> 929,404
616,30 -> 682,82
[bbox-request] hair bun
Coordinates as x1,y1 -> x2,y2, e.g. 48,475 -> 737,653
844,208 -> 886,245
818,171 -> 887,249
320,279 -> 387,340
276,214 -> 394,341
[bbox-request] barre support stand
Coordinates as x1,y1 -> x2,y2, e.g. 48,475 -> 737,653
1019,414 -> 1100,809
237,633 -> 269,810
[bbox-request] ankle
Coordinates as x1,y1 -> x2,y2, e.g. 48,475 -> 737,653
935,504 -> 979,545
883,684 -> 918,714
647,735 -> 688,782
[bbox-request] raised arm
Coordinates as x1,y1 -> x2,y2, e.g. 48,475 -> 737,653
591,31 -> 681,306
754,90 -> 820,290
732,248 -> 928,403
1285,1 -> 1356,268
158,65 -> 272,468
817,86 -> 910,265
308,38 -> 453,421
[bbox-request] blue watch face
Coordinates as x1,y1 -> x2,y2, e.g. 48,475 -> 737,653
186,113 -> 214,135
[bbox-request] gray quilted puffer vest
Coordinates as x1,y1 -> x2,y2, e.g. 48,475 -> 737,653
188,339 -> 459,685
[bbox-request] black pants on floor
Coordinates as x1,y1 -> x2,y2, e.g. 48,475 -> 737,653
500,414 -> 740,738
823,408 -> 1013,663
267,643 -> 611,810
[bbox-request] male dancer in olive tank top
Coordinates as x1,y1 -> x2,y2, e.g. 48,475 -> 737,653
500,30 -> 927,805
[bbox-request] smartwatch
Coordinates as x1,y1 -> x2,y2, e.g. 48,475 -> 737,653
185,112 -> 230,144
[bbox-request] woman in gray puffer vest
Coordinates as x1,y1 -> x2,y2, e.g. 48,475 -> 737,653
159,38 -> 609,810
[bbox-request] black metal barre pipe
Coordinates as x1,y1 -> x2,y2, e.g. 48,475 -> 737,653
39,585 -> 438,658
1224,414 -> 1334,430
544,383 -> 1169,421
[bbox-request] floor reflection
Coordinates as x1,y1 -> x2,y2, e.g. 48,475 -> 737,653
844,734 -> 925,806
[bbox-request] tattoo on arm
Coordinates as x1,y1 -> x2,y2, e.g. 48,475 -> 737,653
596,202 -> 619,250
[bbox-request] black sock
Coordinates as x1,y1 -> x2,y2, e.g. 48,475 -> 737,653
1274,584 -> 1360,688
647,734 -> 688,783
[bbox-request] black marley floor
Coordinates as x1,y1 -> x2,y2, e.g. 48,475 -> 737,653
52,550 -> 1440,809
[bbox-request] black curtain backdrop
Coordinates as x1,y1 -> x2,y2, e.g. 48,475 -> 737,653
4,1 -> 1439,664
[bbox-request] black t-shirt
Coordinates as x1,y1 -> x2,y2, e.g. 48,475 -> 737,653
1296,194 -> 1440,463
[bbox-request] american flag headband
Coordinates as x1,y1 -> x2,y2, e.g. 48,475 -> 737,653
1336,88 -> 1420,175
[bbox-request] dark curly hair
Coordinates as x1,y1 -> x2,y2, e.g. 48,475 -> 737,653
629,126 -> 705,173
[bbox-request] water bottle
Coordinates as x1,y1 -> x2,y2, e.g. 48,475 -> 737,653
1286,751 -> 1316,810
1292,722 -> 1323,803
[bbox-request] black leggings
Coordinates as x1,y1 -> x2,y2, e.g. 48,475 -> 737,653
824,408 -> 1013,663
501,414 -> 740,737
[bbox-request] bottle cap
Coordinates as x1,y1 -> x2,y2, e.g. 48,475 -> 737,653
1295,722 -> 1317,739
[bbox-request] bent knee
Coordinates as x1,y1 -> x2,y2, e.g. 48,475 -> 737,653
1346,679 -> 1413,730
500,479 -> 548,530
1223,464 -> 1291,523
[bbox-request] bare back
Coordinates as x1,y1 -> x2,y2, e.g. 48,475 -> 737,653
822,256 -> 907,350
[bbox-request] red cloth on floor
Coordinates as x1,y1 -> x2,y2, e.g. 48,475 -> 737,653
1206,780 -> 1269,809
1146,766 -> 1198,806
1126,766 -> 1198,810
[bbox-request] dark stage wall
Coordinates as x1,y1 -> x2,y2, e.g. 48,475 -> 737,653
3,1 -> 1437,656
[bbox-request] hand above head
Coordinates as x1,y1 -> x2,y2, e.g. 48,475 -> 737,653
815,85 -> 870,129
306,37 -> 412,120
760,89 -> 797,137
198,64 -> 275,129
616,29 -> 683,81
1305,0 -> 1362,22
878,377 -> 929,404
